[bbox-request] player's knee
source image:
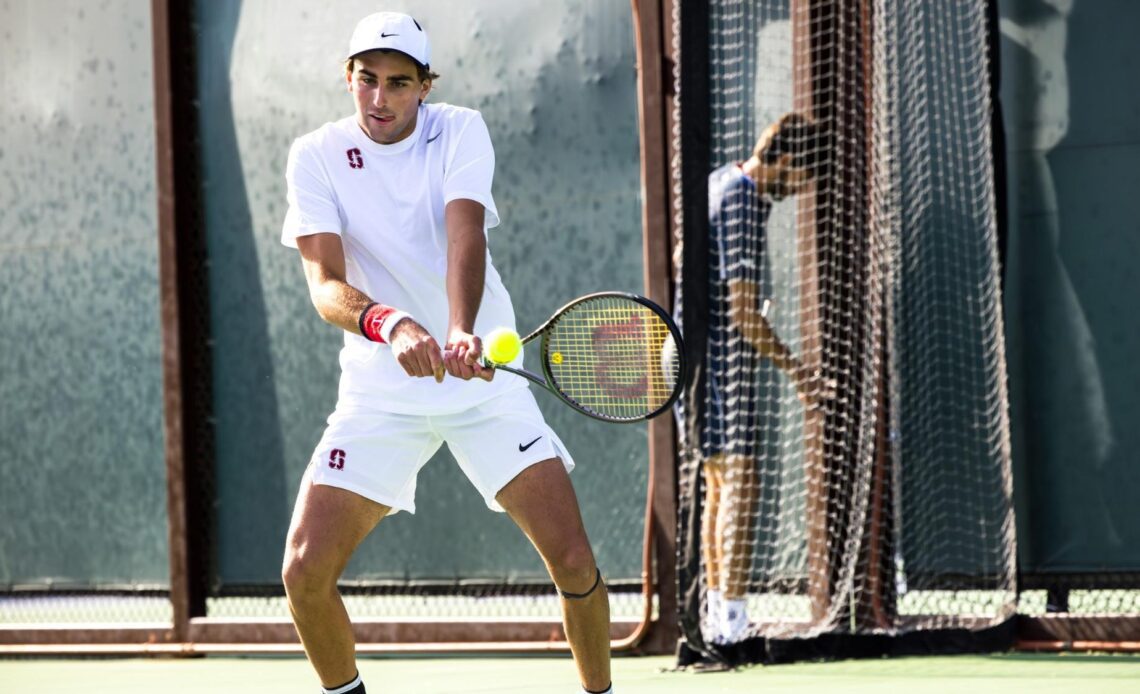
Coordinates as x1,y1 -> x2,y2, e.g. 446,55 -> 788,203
546,540 -> 596,590
281,549 -> 336,601
724,454 -> 751,475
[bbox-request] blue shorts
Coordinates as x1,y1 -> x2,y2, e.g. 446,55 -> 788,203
699,367 -> 780,461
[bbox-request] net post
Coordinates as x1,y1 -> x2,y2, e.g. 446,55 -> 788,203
672,0 -> 1019,665
855,0 -> 897,631
632,0 -> 680,654
791,0 -> 830,627
673,0 -> 713,655
793,0 -> 891,629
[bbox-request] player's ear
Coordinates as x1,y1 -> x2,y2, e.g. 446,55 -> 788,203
753,124 -> 778,160
418,79 -> 432,105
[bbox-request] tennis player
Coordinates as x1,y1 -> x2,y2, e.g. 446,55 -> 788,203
692,113 -> 825,645
279,13 -> 612,694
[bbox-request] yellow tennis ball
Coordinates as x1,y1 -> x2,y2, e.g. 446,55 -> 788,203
484,327 -> 522,364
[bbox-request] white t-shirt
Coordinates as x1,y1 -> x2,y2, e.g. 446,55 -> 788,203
281,103 -> 526,414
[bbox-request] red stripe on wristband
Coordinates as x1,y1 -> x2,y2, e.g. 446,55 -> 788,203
360,303 -> 397,343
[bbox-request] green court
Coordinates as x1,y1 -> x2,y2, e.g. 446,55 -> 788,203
3,653 -> 1138,693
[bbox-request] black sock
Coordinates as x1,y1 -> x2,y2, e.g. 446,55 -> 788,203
322,672 -> 365,694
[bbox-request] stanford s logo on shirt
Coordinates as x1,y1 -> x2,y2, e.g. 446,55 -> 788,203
282,105 -> 505,414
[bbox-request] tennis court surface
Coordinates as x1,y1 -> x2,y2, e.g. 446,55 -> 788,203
3,653 -> 1138,693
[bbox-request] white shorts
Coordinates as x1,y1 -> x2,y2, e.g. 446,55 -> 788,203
308,388 -> 575,514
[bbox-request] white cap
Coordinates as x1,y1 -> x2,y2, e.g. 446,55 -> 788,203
348,12 -> 431,68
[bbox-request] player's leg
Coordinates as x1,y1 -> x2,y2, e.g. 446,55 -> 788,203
701,455 -> 726,641
496,458 -> 611,692
445,389 -> 609,692
282,464 -> 389,688
717,374 -> 775,642
283,408 -> 439,691
722,453 -> 757,595
703,457 -> 726,591
718,452 -> 758,642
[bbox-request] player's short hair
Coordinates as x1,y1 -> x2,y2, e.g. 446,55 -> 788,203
344,53 -> 441,83
755,112 -> 824,177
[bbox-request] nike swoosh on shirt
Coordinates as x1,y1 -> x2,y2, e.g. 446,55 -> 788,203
426,131 -> 442,144
518,437 -> 542,452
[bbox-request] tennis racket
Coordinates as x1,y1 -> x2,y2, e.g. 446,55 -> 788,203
480,292 -> 685,423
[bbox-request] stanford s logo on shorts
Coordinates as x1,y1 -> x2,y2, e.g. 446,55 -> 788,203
346,148 -> 364,169
328,448 -> 346,470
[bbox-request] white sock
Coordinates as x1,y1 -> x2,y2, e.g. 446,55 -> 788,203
322,672 -> 363,694
705,589 -> 725,643
582,686 -> 613,694
720,597 -> 749,643
706,589 -> 723,618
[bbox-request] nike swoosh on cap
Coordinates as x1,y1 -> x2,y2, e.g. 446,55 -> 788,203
381,32 -> 398,37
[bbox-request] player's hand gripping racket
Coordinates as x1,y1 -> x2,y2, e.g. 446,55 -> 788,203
479,292 -> 685,423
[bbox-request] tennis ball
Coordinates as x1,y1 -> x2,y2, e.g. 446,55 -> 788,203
484,327 -> 522,364
661,333 -> 678,382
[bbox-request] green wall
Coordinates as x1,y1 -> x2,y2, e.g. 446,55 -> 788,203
4,0 -> 1133,596
1000,0 -> 1140,572
0,2 -> 168,587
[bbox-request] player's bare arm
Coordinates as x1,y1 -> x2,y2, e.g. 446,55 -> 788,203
443,198 -> 493,381
727,276 -> 831,407
727,277 -> 797,370
297,232 -> 444,382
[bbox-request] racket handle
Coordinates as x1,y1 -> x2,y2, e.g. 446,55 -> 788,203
442,348 -> 496,371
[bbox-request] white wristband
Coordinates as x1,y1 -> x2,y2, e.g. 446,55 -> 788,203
378,311 -> 412,344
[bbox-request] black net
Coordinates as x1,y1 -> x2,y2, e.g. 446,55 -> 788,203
674,0 -> 1018,664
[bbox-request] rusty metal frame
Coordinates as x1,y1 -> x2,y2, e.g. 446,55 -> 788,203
154,0 -> 190,648
1016,615 -> 1140,650
792,0 -> 885,629
154,0 -> 213,644
630,0 -> 681,655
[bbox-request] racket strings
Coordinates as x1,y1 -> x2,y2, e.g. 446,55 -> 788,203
545,296 -> 681,420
